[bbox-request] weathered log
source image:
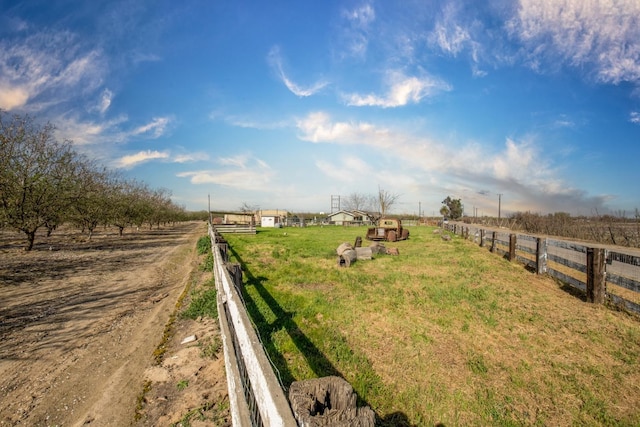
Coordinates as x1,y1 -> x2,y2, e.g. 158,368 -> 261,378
386,247 -> 399,256
354,246 -> 372,260
289,376 -> 376,427
369,242 -> 386,255
336,242 -> 354,256
338,249 -> 357,267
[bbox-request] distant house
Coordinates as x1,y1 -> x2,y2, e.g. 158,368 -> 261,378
260,215 -> 283,228
326,210 -> 374,226
258,209 -> 288,228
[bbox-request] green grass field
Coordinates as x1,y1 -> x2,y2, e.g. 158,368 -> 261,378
219,225 -> 640,426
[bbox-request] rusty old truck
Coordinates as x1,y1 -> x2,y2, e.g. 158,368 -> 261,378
365,218 -> 409,242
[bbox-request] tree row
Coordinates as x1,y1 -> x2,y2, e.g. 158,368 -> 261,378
0,111 -> 192,250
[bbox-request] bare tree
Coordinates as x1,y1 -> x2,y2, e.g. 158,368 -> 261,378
68,159 -> 113,240
239,202 -> 259,213
342,192 -> 371,212
377,187 -> 400,217
0,111 -> 80,250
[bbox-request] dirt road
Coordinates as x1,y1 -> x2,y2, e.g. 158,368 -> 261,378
0,221 -> 227,426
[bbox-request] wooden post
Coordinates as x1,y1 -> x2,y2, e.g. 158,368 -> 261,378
219,243 -> 229,262
536,238 -> 547,274
509,234 -> 516,261
227,263 -> 243,293
586,248 -> 606,304
289,376 -> 375,426
479,229 -> 485,247
490,231 -> 497,253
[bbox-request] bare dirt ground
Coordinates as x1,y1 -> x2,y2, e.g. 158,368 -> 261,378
0,222 -> 229,427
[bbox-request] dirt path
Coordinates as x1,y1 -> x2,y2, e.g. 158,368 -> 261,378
0,222 -> 227,426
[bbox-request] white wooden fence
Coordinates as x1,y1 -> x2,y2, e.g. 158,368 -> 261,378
209,224 -> 297,426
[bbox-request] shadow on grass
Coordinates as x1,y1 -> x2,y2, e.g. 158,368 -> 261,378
226,244 -> 417,426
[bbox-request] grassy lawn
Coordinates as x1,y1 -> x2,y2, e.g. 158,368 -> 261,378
221,225 -> 640,426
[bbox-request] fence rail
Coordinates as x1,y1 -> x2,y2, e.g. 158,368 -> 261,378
213,223 -> 257,234
446,223 -> 640,314
209,224 -> 297,426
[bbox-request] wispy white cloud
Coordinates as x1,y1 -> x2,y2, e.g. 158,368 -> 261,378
223,114 -> 292,130
177,154 -> 274,191
0,30 -> 106,111
131,116 -> 172,138
430,3 -> 471,56
630,111 -> 640,124
424,2 -> 489,77
130,51 -> 162,65
267,46 -> 328,97
115,150 -> 170,168
342,3 -> 375,28
297,111 -> 393,146
297,111 -> 606,213
336,2 -> 376,59
507,0 -> 640,84
53,114 -> 128,145
342,70 -> 451,108
553,118 -> 575,128
96,89 -> 114,114
0,86 -> 29,110
173,152 -> 210,163
53,114 -> 172,145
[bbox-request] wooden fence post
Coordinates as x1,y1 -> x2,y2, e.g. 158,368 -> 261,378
509,234 -> 516,261
536,238 -> 547,275
219,243 -> 229,262
479,229 -> 485,247
490,231 -> 497,253
586,248 -> 606,304
227,263 -> 243,293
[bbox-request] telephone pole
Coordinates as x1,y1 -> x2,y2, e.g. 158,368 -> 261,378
498,193 -> 503,220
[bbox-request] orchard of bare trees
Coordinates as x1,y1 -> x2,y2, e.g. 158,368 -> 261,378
0,111 -> 191,250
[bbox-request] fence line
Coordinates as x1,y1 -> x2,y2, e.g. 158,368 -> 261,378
446,223 -> 640,314
209,224 -> 297,426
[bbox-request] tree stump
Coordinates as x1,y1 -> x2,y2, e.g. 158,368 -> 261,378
289,376 -> 376,427
337,249 -> 357,267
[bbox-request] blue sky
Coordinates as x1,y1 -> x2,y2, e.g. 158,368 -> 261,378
1,1 -> 639,217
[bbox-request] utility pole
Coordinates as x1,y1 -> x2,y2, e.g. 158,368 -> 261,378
498,193 -> 503,220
